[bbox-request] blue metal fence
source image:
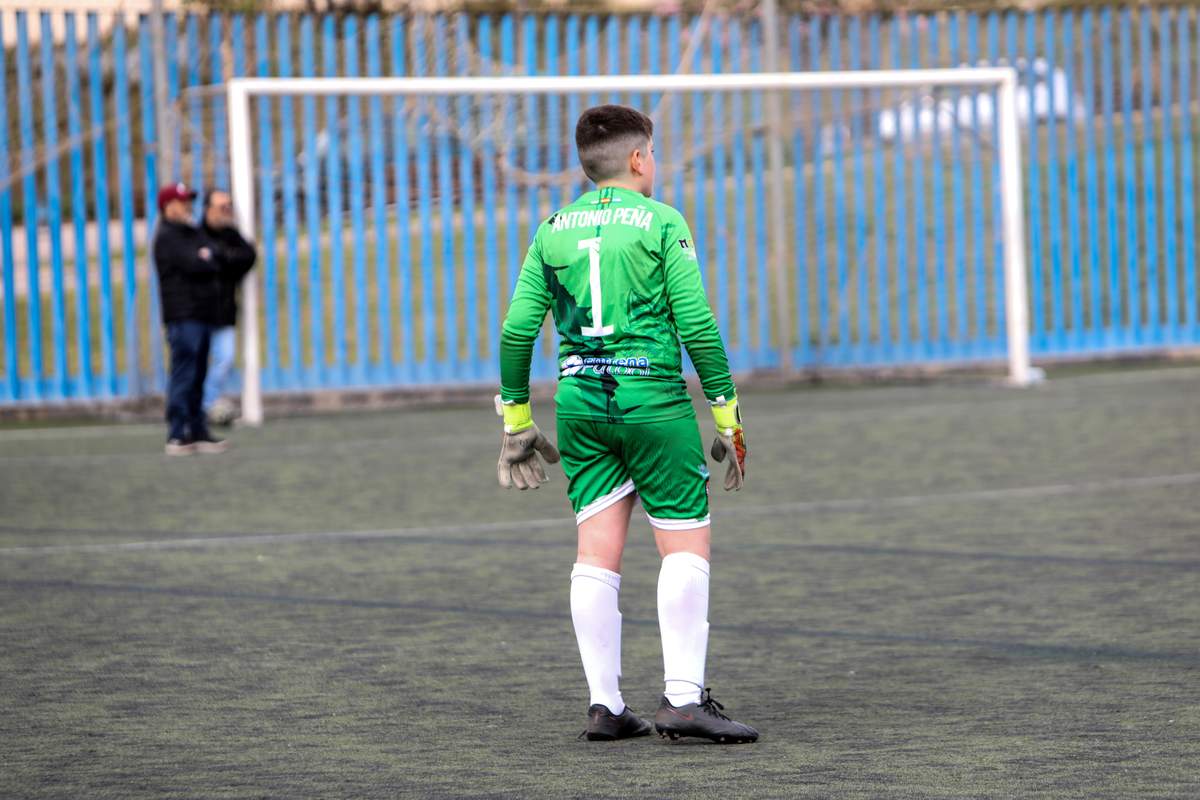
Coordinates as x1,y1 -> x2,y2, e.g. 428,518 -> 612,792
0,7 -> 1197,404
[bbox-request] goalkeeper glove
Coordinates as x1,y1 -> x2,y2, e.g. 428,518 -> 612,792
495,395 -> 561,490
709,395 -> 746,491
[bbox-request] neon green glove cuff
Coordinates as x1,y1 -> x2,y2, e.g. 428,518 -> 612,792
710,395 -> 741,434
500,400 -> 535,434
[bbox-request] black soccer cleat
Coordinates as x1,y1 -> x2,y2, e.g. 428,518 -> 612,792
654,689 -> 759,744
582,703 -> 653,741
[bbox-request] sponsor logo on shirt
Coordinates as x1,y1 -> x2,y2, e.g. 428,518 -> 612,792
560,354 -> 652,377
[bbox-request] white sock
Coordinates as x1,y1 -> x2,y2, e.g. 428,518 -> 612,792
570,563 -> 625,715
657,552 -> 710,708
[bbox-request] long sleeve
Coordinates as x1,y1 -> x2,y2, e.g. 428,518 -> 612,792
153,226 -> 218,280
661,213 -> 736,402
499,232 -> 552,404
214,228 -> 257,283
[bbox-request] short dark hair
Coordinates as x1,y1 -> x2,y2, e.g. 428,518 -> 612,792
574,105 -> 653,183
203,188 -> 230,208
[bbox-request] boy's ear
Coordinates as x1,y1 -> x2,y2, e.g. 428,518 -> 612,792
630,146 -> 645,175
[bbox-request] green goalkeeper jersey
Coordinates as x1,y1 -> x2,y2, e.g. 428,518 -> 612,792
500,185 -> 736,423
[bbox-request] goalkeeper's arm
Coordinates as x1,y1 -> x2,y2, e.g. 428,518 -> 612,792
661,213 -> 746,490
496,231 -> 558,490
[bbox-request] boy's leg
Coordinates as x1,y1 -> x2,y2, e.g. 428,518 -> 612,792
559,418 -> 649,738
571,495 -> 634,714
654,525 -> 711,708
623,415 -> 758,742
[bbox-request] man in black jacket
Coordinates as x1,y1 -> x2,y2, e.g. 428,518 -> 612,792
154,183 -> 228,455
200,189 -> 257,426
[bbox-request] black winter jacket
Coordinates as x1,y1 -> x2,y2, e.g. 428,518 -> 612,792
153,220 -> 222,325
204,225 -> 258,327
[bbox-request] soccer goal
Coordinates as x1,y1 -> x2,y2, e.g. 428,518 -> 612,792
227,69 -> 1031,426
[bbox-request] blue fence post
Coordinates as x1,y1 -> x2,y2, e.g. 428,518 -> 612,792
433,14 -> 457,378
927,14 -> 948,354
456,13 -> 480,380
811,16 -> 830,354
565,15 -> 583,203
1119,7 -> 1138,342
1041,11 -> 1066,349
847,15 -> 868,356
867,14 -> 886,359
112,19 -> 138,397
17,13 -> 42,395
321,14 -> 348,382
829,15 -> 851,358
1059,11 -> 1085,346
1179,7 -> 1197,337
500,13 -> 519,318
790,14 -> 809,362
277,14 -> 302,387
709,15 -> 729,336
690,16 -> 708,324
389,15 -> 414,382
138,14 -> 163,393
186,14 -> 203,200
211,14 -> 229,193
164,13 -> 181,180
948,15 -> 966,352
87,14 -> 116,396
888,16 -> 907,356
668,16 -> 684,212
64,13 -> 92,398
748,20 -> 770,365
1157,8 -> 1177,341
366,14 -> 390,381
479,15 -> 500,374
342,15 -> 368,383
254,14 -> 280,389
299,15 -> 324,386
605,14 -> 619,103
906,15 -> 928,358
40,13 -> 67,399
1079,8 -> 1103,340
0,13 -> 16,401
1099,8 -> 1120,339
987,12 -> 1005,350
728,19 -> 750,362
412,14 -> 436,381
1138,8 -> 1158,343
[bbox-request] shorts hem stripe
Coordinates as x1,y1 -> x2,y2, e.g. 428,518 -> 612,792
645,513 -> 711,531
576,479 -> 637,525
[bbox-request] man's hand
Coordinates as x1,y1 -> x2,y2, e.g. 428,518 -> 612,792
709,395 -> 746,491
495,395 -> 560,490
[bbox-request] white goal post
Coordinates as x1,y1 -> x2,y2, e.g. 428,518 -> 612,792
227,69 -> 1032,426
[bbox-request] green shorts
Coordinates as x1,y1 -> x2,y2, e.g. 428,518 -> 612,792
557,413 -> 711,530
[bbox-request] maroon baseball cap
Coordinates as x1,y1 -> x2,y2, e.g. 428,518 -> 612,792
157,182 -> 197,210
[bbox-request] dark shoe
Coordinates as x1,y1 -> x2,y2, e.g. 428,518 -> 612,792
165,438 -> 196,456
192,434 -> 229,454
581,704 -> 652,741
654,689 -> 758,744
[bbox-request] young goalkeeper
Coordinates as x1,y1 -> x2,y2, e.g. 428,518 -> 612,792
496,105 -> 757,744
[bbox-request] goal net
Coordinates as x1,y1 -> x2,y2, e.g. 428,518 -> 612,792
226,69 -> 1031,425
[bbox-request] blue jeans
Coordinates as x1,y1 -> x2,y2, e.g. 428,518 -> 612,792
165,321 -> 212,441
203,325 -> 237,411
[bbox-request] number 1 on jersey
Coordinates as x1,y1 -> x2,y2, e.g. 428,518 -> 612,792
578,237 -> 614,337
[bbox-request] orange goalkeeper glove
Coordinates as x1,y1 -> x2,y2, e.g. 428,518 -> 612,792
709,395 -> 746,491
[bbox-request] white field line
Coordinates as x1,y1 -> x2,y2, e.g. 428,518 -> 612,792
3,470 -> 1199,557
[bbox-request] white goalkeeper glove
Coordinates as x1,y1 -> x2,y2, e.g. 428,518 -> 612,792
495,395 -> 560,490
709,395 -> 746,491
